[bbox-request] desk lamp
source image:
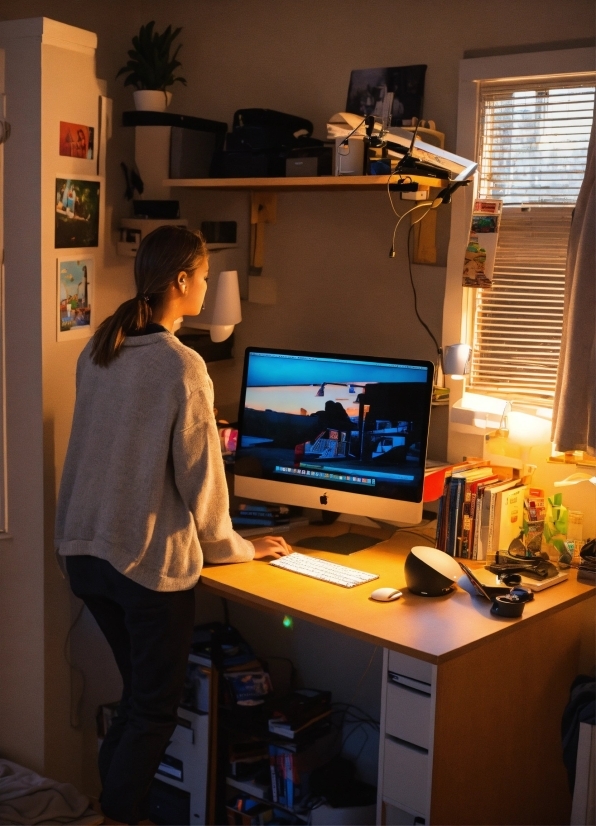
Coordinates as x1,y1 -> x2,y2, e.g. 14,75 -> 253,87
503,409 -> 552,481
441,344 -> 472,381
183,269 -> 242,342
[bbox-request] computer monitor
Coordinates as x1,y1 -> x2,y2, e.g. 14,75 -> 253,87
234,348 -> 434,551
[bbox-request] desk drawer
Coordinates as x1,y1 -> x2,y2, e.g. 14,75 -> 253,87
383,735 -> 429,815
388,650 -> 433,685
386,679 -> 431,750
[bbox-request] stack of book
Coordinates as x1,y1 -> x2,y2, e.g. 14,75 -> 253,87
268,728 -> 337,810
231,504 -> 291,535
267,688 -> 332,741
266,690 -> 335,809
435,461 -> 525,560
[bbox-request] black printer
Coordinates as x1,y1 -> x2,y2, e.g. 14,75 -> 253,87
213,108 -> 332,177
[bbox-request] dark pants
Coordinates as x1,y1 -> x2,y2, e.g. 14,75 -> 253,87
66,555 -> 195,824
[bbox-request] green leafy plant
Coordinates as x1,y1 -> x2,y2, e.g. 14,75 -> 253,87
116,21 -> 187,91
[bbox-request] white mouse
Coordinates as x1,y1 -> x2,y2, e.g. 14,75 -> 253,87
370,587 -> 403,602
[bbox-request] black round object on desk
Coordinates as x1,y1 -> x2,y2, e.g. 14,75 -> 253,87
490,595 -> 526,618
404,546 -> 462,596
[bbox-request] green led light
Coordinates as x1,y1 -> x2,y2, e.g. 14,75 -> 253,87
282,615 -> 293,629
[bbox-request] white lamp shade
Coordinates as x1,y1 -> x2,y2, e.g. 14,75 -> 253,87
443,343 -> 472,379
506,410 -> 552,448
211,270 -> 241,331
182,269 -> 242,342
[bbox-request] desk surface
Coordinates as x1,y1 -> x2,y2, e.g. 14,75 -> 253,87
199,523 -> 595,663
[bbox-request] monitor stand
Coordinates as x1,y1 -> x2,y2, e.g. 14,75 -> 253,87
293,533 -> 382,555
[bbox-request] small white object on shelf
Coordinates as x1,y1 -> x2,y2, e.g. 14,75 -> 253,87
117,217 -> 188,257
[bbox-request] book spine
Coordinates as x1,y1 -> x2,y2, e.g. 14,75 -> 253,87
285,752 -> 294,809
486,490 -> 499,556
232,516 -> 290,527
444,478 -> 456,556
277,752 -> 286,805
471,486 -> 485,560
450,478 -> 465,557
435,477 -> 449,551
464,481 -> 481,560
269,747 -> 278,803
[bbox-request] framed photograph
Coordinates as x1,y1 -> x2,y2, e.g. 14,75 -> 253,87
57,256 -> 94,341
55,177 -> 100,248
59,121 -> 95,160
346,65 -> 427,127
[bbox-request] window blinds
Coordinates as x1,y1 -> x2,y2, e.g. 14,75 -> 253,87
469,74 -> 595,403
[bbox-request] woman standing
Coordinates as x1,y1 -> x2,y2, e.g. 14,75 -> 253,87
55,226 -> 289,824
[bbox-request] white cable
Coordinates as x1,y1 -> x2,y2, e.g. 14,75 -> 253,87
390,201 -> 434,254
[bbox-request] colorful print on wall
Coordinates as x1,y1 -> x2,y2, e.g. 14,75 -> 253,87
55,177 -> 100,248
59,122 -> 95,159
462,199 -> 503,288
57,256 -> 94,342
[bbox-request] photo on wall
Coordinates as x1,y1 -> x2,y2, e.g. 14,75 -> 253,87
57,255 -> 94,341
346,65 -> 427,127
59,121 -> 95,159
55,177 -> 100,248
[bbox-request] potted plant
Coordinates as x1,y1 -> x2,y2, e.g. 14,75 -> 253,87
117,21 -> 187,112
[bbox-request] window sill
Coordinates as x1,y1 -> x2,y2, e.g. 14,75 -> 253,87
548,452 -> 596,468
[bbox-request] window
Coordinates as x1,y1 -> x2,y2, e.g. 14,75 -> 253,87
468,74 -> 595,405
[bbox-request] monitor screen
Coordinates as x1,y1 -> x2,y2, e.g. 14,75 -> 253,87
234,348 -> 434,525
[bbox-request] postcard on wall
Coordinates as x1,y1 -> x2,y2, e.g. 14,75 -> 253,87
55,177 -> 100,249
59,122 -> 95,160
462,199 -> 503,288
57,256 -> 94,342
346,65 -> 427,127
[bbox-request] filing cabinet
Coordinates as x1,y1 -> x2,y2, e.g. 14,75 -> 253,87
377,650 -> 437,825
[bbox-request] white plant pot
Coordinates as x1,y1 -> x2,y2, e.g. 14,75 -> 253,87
133,90 -> 172,112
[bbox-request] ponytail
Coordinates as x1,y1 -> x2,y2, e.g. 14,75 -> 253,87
90,226 -> 207,367
90,295 -> 152,367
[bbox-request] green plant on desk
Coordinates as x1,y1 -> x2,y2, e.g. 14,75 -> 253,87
543,492 -> 570,562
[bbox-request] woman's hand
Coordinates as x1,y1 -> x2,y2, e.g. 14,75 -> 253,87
252,536 -> 292,559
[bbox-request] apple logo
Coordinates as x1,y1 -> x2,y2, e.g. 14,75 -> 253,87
320,494 -> 328,505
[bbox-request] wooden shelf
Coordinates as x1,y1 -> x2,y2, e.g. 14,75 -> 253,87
164,174 -> 447,192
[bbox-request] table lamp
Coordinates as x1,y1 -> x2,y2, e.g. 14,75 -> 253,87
183,269 -> 242,342
442,344 -> 472,380
504,409 -> 552,480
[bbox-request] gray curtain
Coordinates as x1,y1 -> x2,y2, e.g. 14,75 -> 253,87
552,113 -> 595,455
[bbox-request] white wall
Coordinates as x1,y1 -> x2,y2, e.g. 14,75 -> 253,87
0,0 -> 593,798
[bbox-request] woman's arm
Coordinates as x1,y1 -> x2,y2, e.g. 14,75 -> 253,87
173,384 -> 289,563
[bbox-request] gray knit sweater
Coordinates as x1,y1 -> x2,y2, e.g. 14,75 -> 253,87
55,332 -> 254,591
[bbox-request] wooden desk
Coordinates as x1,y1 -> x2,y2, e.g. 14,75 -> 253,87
199,524 -> 595,825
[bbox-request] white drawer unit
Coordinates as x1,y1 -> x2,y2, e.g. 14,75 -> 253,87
377,650 -> 437,825
385,676 -> 432,751
383,736 -> 430,815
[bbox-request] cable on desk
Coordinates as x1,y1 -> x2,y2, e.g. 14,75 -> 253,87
392,527 -> 437,545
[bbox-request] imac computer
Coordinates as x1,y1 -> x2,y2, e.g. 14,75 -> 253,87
234,348 -> 434,553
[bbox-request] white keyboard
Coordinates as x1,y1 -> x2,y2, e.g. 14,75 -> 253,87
269,552 -> 379,588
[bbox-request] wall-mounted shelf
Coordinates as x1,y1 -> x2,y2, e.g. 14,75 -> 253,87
164,174 -> 446,192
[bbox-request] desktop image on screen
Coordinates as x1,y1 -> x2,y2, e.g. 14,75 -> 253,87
235,348 -> 434,550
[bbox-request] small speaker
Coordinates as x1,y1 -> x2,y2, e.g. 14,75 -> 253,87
404,546 -> 462,597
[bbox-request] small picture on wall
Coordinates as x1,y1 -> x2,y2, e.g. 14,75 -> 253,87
59,121 -> 95,159
346,65 -> 427,127
57,256 -> 94,341
55,177 -> 100,248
